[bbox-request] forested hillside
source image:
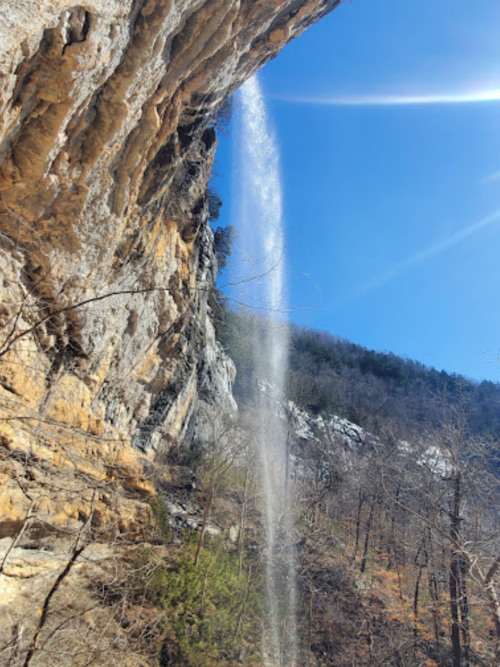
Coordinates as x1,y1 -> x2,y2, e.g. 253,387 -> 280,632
209,301 -> 500,667
288,325 -> 500,439
214,303 -> 500,440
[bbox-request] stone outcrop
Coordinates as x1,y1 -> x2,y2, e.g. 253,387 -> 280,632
0,2 -> 342,662
0,0 -> 341,455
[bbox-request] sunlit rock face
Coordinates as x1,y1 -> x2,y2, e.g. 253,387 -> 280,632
0,2 -> 345,660
0,0 -> 341,452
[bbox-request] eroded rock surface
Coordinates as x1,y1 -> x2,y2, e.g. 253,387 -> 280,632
0,1 -> 342,662
0,0 -> 341,454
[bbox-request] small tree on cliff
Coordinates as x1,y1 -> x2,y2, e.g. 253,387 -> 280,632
207,187 -> 223,222
213,224 -> 237,271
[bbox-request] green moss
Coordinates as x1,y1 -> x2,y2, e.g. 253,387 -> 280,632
150,494 -> 170,544
136,536 -> 262,666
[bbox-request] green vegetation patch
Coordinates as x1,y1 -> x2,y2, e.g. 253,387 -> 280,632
135,536 -> 262,667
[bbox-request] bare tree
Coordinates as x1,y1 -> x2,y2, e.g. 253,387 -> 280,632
381,422 -> 500,666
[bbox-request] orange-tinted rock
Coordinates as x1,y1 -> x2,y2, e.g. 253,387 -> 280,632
0,0 -> 341,454
0,1 -> 342,662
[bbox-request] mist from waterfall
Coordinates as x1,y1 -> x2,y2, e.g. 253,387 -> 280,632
235,75 -> 297,666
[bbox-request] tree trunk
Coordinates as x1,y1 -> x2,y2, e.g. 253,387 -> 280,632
449,474 -> 462,667
24,546 -> 85,667
238,471 -> 249,577
476,557 -> 500,664
353,490 -> 365,562
235,567 -> 253,638
387,484 -> 400,570
413,563 -> 424,639
195,486 -> 214,568
360,497 -> 376,574
458,556 -> 470,667
425,527 -> 442,656
484,578 -> 500,664
308,574 -> 314,654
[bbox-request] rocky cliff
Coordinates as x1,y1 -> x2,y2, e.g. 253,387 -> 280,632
0,1 -> 342,663
0,0 -> 340,453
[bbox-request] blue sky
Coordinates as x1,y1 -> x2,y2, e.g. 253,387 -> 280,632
213,0 -> 500,382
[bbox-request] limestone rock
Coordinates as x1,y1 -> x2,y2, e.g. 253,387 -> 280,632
0,2 -> 343,663
0,0 -> 341,456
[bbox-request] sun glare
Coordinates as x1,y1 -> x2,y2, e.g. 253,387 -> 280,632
277,89 -> 500,106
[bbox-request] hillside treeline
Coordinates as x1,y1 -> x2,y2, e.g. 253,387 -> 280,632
214,303 -> 500,440
210,302 -> 500,666
287,325 -> 500,439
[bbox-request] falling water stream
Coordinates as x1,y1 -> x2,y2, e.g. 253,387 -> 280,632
236,75 -> 297,666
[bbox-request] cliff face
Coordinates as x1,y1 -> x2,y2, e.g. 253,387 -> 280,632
0,2 -> 342,659
0,0 -> 341,455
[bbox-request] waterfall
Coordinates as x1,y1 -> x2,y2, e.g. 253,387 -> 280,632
236,74 -> 297,667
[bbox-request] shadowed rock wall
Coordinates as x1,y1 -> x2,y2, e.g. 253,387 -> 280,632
0,2 -> 345,660
0,0 -> 341,453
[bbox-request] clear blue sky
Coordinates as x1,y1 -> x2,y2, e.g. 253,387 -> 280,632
213,0 -> 500,382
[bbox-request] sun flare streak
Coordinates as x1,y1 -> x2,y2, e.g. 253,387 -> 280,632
482,170 -> 500,184
345,208 -> 500,300
276,89 -> 500,106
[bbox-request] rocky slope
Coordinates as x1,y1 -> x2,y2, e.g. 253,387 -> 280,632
0,1 -> 343,664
